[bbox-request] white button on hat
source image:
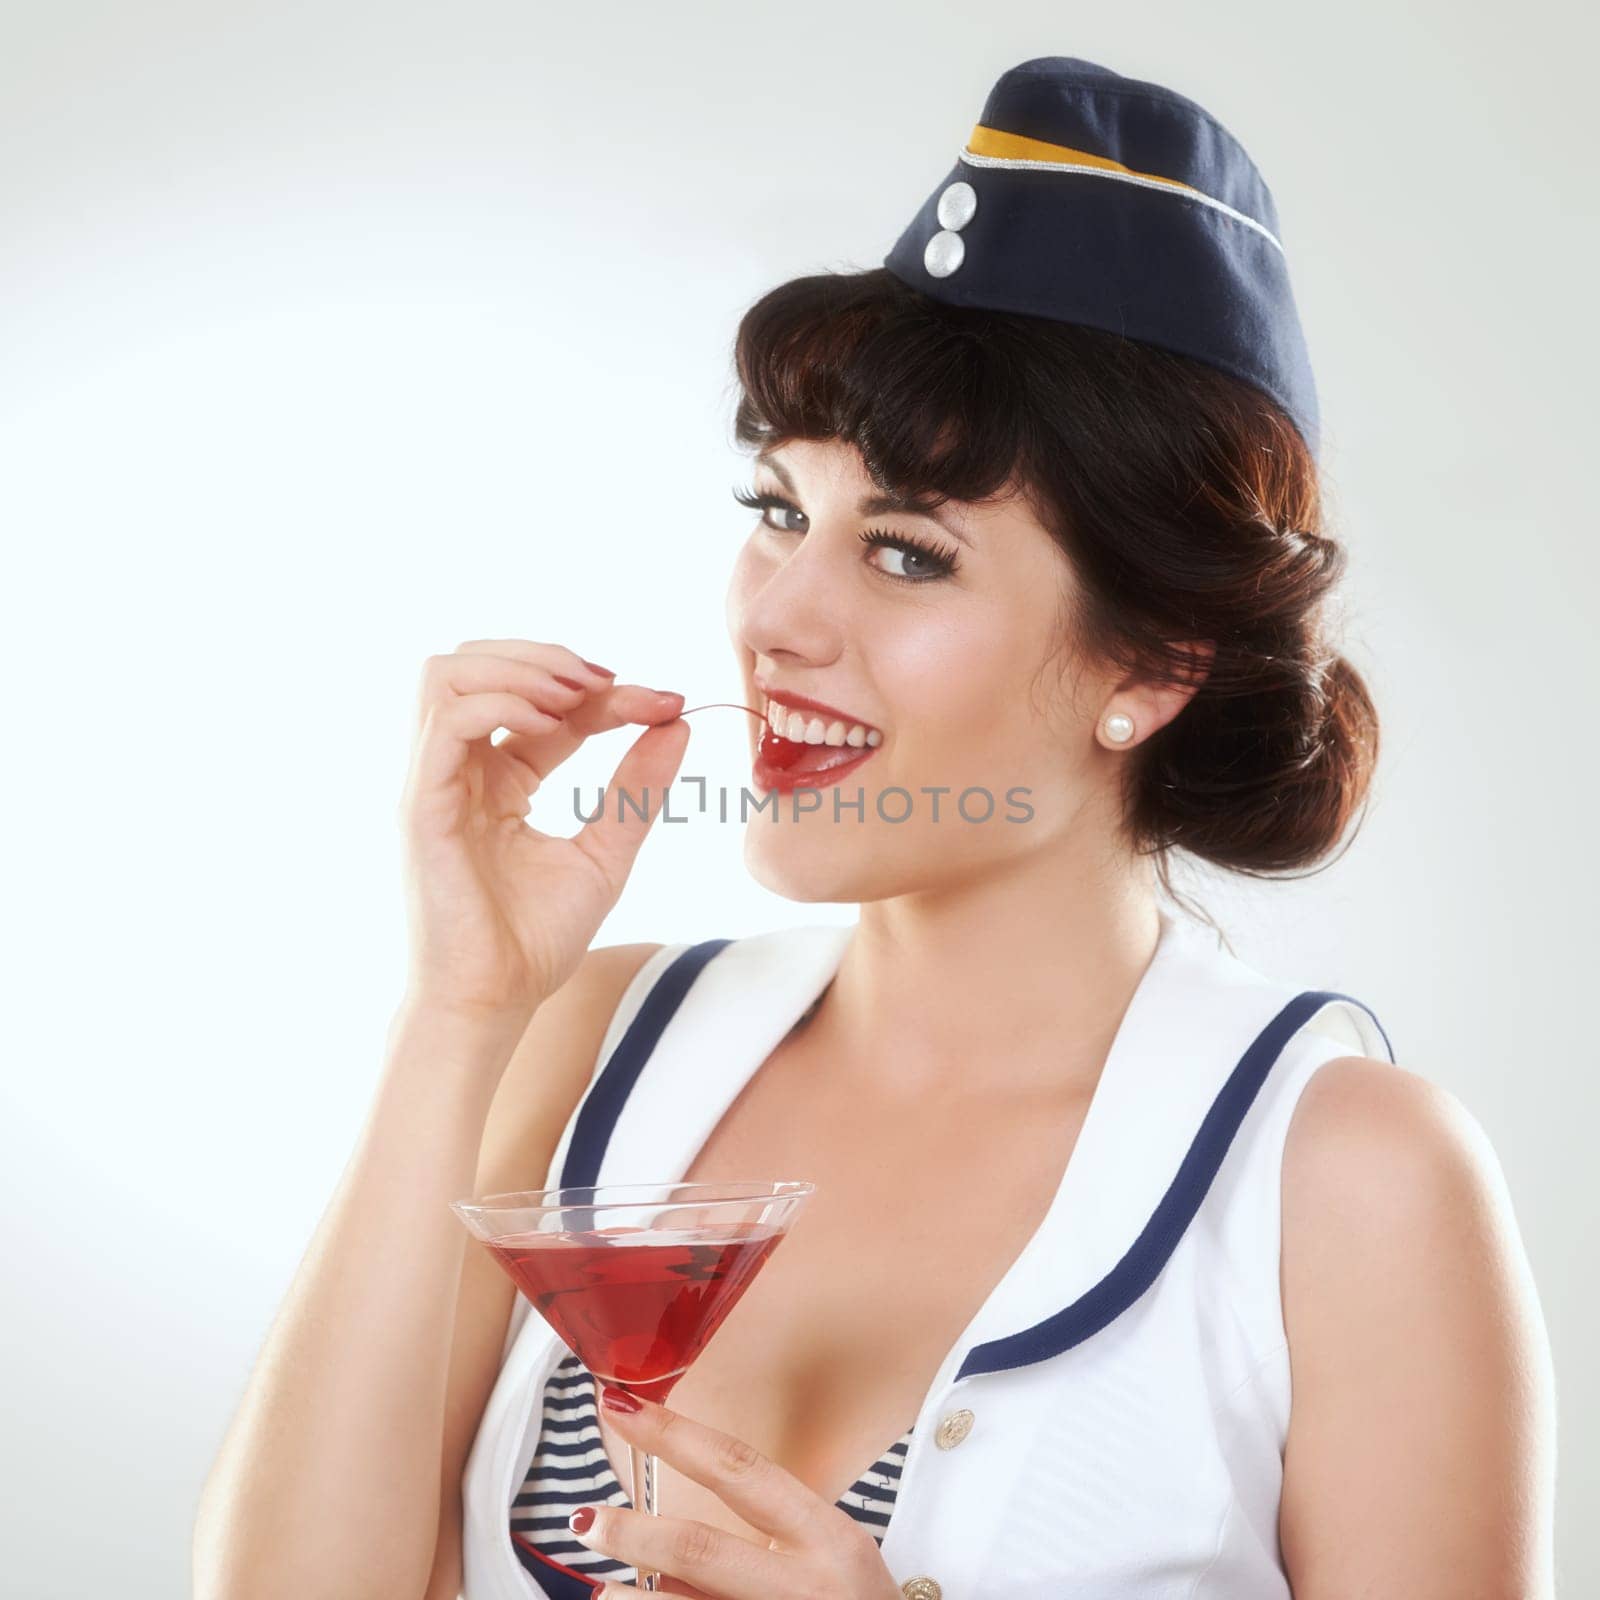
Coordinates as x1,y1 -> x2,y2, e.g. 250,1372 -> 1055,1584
936,180 -> 977,230
923,230 -> 965,278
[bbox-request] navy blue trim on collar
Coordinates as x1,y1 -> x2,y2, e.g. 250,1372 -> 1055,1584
955,988 -> 1393,1381
558,938 -> 734,1190
553,943 -> 1392,1384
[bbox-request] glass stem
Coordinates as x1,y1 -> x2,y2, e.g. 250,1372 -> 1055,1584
627,1441 -> 661,1592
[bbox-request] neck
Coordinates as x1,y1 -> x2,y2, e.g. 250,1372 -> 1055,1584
814,846 -> 1163,1103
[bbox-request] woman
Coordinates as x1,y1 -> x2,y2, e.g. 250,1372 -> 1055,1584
193,56 -> 1557,1600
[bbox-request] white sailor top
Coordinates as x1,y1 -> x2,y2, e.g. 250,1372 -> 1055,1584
459,907 -> 1395,1600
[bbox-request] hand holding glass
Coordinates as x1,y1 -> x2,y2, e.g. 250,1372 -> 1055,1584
451,1179 -> 816,1592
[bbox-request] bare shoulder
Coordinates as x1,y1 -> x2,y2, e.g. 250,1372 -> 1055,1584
1280,1054 -> 1537,1303
1282,1053 -> 1503,1215
477,941 -> 669,1173
548,940 -> 673,1029
1277,1055 -> 1557,1597
555,940 -> 673,1011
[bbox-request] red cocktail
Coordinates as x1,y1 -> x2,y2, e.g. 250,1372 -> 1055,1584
451,1180 -> 815,1592
484,1222 -> 785,1405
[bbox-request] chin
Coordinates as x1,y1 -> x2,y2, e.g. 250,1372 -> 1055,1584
741,824 -> 870,903
740,815 -> 944,903
740,816 -> 997,904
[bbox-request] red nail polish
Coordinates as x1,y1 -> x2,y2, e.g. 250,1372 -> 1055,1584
569,1505 -> 597,1535
582,660 -> 617,676
601,1384 -> 642,1414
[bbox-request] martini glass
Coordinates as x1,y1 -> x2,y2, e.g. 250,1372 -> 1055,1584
451,1179 -> 816,1592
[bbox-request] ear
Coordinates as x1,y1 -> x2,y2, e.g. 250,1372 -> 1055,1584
1105,640 -> 1214,746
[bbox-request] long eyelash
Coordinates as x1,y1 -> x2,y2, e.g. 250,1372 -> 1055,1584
731,484 -> 961,583
857,527 -> 960,582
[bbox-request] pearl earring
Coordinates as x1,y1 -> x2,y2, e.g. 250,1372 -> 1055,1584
1102,712 -> 1135,745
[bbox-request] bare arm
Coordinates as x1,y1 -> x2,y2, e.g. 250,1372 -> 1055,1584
192,998 -> 530,1600
1278,1057 -> 1558,1599
191,638 -> 689,1600
192,942 -> 661,1600
420,942 -> 664,1600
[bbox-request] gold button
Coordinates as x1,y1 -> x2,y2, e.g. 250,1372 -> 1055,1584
901,1579 -> 942,1600
934,1408 -> 974,1450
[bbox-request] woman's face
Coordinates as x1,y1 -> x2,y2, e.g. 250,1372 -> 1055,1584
725,437 -> 1123,903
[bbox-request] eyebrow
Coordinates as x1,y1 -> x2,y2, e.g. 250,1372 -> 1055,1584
754,451 -> 973,548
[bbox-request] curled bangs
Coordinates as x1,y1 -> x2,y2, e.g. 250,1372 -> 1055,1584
729,268 -> 1039,516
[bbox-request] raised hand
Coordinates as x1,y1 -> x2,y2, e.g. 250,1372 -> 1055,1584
397,639 -> 688,1017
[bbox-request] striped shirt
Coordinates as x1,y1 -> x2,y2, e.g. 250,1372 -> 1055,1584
509,1349 -> 914,1595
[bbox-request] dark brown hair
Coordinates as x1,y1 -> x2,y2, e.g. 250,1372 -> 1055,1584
728,267 -> 1379,904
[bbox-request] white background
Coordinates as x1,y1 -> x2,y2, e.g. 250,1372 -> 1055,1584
1,1 -> 1594,1593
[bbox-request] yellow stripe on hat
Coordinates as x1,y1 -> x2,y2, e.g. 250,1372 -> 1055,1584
960,122 -> 1281,251
965,124 -> 1201,195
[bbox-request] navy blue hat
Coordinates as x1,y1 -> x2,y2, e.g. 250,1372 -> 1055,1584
883,56 -> 1321,456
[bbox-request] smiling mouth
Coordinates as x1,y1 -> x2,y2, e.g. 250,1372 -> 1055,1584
760,696 -> 883,750
757,727 -> 877,779
753,710 -> 882,785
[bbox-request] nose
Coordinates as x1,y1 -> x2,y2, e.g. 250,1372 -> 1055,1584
729,523 -> 849,670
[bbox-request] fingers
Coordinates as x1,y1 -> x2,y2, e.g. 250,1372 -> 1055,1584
406,640 -> 679,814
569,714 -> 692,889
414,647 -> 605,740
490,683 -> 687,785
569,1500 -> 787,1600
453,638 -> 616,685
591,1577 -> 714,1598
407,689 -> 570,811
589,1388 -> 834,1554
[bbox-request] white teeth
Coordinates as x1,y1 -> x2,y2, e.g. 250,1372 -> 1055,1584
763,698 -> 880,749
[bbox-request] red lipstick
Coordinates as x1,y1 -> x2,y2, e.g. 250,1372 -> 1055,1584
752,729 -> 877,795
748,676 -> 883,796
